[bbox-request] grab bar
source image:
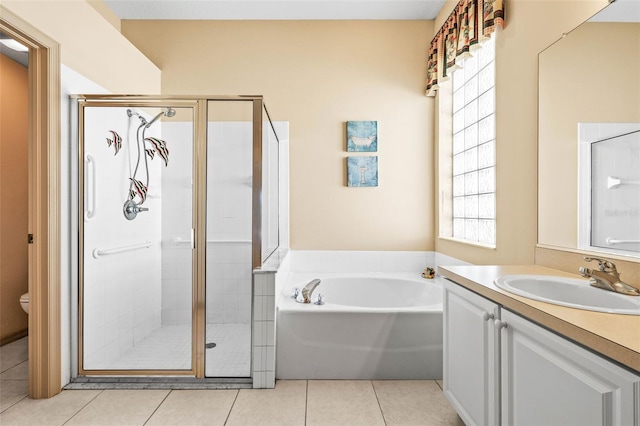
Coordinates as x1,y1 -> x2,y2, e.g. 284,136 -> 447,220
92,241 -> 152,259
607,176 -> 640,189
84,154 -> 96,220
606,238 -> 640,246
172,237 -> 251,245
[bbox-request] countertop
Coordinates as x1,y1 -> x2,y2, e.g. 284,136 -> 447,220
438,265 -> 640,373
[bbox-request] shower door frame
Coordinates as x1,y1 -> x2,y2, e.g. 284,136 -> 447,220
77,95 -> 264,378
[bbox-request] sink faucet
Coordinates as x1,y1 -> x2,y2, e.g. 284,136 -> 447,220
579,257 -> 640,296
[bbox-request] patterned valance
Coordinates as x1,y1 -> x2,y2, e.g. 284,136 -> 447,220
426,0 -> 505,97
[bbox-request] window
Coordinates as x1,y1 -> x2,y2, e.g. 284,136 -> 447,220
451,37 -> 496,246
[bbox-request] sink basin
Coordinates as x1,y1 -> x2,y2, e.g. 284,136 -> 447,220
494,275 -> 640,315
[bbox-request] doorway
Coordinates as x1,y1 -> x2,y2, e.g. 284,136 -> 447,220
0,6 -> 62,399
0,31 -> 29,345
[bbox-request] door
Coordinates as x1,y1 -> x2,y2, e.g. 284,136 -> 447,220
204,100 -> 255,377
500,310 -> 640,426
80,101 -> 197,373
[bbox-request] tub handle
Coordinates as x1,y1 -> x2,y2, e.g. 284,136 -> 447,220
291,288 -> 300,299
314,293 -> 325,305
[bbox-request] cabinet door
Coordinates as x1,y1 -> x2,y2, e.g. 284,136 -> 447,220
444,280 -> 501,426
501,310 -> 640,426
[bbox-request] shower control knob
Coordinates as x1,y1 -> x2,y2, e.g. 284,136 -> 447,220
123,200 -> 149,220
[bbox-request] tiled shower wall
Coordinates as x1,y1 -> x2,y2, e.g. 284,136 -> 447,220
82,107 -> 162,368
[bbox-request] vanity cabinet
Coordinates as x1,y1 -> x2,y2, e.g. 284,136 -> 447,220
443,279 -> 640,426
443,279 -> 500,426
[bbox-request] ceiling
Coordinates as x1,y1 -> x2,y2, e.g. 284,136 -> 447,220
588,0 -> 640,23
103,0 -> 447,20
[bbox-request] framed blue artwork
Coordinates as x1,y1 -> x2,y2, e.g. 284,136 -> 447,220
347,121 -> 377,152
347,156 -> 378,187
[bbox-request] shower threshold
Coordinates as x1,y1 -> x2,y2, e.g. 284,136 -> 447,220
65,376 -> 253,390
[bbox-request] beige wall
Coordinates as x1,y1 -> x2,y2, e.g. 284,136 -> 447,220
122,20 -> 435,250
3,0 -> 159,93
0,55 -> 29,343
538,22 -> 640,249
434,0 -> 608,265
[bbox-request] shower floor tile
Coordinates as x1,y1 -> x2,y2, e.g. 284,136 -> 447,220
103,323 -> 251,377
205,324 -> 251,377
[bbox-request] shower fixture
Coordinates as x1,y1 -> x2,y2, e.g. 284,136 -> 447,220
109,108 -> 173,220
146,107 -> 176,128
127,108 -> 147,125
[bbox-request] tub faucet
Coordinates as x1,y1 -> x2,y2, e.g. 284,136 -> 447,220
579,257 -> 640,296
298,279 -> 321,304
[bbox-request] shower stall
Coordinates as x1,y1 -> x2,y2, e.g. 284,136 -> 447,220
75,96 -> 283,382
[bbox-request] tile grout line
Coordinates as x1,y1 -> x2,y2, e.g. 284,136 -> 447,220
142,389 -> 173,425
0,394 -> 29,414
0,338 -> 28,415
0,360 -> 29,377
370,381 -> 388,426
304,380 -> 309,426
62,389 -> 105,425
223,388 -> 240,425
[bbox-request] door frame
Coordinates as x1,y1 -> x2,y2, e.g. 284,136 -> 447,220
1,6 -> 62,398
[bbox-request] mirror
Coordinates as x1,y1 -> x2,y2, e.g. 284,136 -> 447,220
538,0 -> 640,259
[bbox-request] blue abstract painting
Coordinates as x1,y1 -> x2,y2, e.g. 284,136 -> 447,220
347,156 -> 378,187
347,121 -> 377,152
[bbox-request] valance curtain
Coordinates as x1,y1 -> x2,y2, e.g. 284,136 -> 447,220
426,0 -> 505,97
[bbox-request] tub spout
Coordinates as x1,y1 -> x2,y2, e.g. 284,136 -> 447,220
299,279 -> 321,304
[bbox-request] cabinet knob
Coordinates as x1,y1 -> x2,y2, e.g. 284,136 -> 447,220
482,311 -> 494,321
494,320 -> 507,330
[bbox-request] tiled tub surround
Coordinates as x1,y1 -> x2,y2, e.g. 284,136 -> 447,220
274,251 -> 469,381
252,249 -> 291,388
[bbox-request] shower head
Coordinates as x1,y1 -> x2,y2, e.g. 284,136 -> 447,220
145,107 -> 176,128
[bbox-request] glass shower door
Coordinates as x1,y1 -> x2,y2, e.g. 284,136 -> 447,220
204,101 -> 254,377
80,102 -> 196,373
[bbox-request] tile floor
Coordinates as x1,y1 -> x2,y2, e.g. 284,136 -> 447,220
1,338 -> 464,425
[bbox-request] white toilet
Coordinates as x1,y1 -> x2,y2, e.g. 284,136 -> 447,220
19,292 -> 29,314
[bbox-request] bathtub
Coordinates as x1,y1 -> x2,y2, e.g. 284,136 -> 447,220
276,272 -> 443,379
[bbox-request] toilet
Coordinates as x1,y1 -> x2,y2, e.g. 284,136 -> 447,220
19,292 -> 29,314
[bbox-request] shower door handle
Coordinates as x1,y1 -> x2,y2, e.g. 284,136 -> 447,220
190,228 -> 195,250
85,154 -> 96,220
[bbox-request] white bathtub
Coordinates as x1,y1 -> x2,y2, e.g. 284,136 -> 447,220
276,272 -> 443,379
